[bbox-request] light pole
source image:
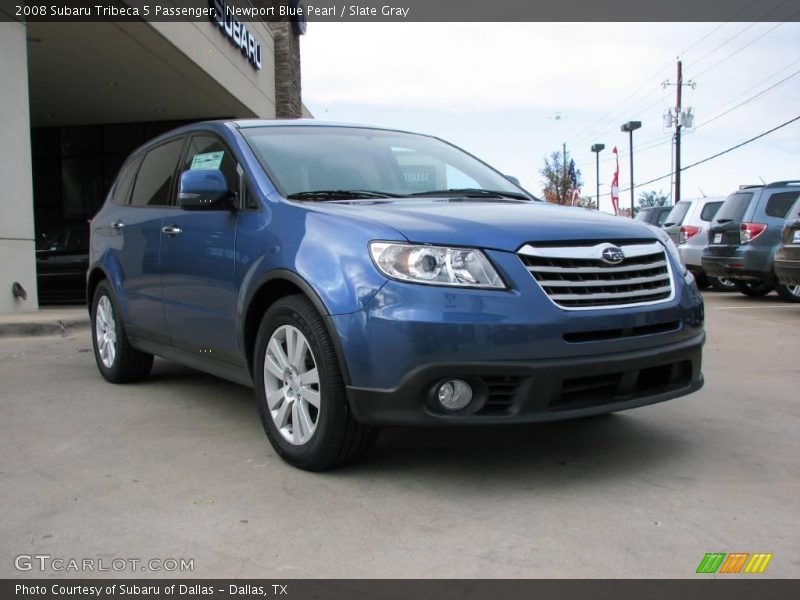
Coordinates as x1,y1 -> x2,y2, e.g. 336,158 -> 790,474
590,143 -> 605,211
621,121 -> 641,218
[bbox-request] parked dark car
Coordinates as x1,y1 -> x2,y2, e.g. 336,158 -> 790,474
36,223 -> 90,304
634,206 -> 672,227
702,181 -> 800,302
774,196 -> 800,290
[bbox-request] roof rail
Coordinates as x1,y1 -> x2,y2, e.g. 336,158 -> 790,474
738,184 -> 763,190
765,180 -> 800,188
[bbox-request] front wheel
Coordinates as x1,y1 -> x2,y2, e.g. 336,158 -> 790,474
776,282 -> 800,303
708,277 -> 738,292
734,280 -> 773,297
254,295 -> 377,471
91,281 -> 153,383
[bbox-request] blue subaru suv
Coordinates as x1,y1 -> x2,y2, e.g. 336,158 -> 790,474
88,120 -> 705,470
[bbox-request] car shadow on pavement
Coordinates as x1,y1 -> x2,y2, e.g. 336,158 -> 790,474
143,360 -> 692,486
343,414 -> 692,487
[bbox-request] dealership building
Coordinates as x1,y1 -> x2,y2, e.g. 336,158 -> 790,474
0,1 -> 306,314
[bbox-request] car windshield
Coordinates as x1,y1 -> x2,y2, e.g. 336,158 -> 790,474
241,126 -> 531,200
715,192 -> 753,222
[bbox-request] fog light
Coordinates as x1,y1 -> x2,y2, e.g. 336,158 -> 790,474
437,379 -> 473,411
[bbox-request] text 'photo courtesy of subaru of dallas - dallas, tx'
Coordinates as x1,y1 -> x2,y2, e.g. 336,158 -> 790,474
87,121 -> 705,471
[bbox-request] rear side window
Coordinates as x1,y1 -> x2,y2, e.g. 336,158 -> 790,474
111,157 -> 141,205
664,202 -> 690,225
655,208 -> 669,225
130,138 -> 184,207
715,192 -> 753,222
764,191 -> 800,219
699,201 -> 723,222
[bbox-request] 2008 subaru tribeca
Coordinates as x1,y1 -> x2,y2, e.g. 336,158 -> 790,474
88,120 -> 705,470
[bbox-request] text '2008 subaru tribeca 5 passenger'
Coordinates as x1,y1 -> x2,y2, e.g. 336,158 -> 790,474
88,121 -> 705,470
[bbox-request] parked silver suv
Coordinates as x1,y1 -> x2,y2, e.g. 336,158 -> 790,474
662,197 -> 736,291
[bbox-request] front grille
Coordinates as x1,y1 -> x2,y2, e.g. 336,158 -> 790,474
518,241 -> 674,309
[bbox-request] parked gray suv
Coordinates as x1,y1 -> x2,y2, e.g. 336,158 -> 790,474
702,181 -> 800,301
662,197 -> 736,292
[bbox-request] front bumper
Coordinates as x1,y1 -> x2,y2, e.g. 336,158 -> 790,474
347,332 -> 704,426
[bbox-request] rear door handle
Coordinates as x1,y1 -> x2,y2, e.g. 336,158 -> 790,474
110,221 -> 125,230
162,225 -> 182,237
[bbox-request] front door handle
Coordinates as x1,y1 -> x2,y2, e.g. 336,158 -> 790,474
162,225 -> 182,237
110,221 -> 125,230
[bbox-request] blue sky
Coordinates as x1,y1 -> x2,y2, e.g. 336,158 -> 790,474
300,22 -> 800,211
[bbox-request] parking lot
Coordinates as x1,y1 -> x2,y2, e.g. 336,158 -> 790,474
0,291 -> 798,578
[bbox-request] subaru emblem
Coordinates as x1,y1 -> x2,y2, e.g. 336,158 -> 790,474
601,246 -> 625,265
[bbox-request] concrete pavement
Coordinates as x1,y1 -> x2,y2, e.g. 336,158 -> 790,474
0,292 -> 798,578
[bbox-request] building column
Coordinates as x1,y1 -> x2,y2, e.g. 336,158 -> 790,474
0,20 -> 38,313
256,1 -> 303,118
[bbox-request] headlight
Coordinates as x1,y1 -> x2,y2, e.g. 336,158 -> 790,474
369,242 -> 506,288
655,229 -> 686,274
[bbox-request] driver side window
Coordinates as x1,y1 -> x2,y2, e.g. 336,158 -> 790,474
182,135 -> 238,193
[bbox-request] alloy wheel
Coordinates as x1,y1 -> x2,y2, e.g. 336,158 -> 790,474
263,325 -> 321,445
95,295 -> 117,368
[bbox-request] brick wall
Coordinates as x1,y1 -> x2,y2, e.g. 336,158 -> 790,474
254,1 -> 302,119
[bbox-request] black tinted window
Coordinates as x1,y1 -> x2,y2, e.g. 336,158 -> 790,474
664,202 -> 690,225
130,138 -> 183,207
764,191 -> 800,219
182,135 -> 238,191
66,228 -> 89,252
111,157 -> 141,205
715,192 -> 753,222
700,201 -> 723,222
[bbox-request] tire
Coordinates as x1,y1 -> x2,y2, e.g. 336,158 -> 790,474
694,273 -> 710,289
776,282 -> 800,303
708,277 -> 738,292
254,295 -> 377,471
91,281 -> 153,383
734,280 -> 773,297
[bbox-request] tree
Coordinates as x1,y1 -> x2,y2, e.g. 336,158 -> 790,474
637,190 -> 669,209
574,195 -> 597,210
540,150 -> 584,206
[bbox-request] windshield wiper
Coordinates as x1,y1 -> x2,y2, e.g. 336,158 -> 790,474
407,188 -> 529,200
287,190 -> 400,200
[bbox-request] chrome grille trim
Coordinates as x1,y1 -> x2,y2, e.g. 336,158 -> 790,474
518,241 -> 675,310
518,241 -> 664,260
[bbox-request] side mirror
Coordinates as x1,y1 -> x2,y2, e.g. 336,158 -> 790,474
505,175 -> 521,186
178,169 -> 234,211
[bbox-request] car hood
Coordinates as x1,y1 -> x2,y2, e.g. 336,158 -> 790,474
307,198 -> 660,251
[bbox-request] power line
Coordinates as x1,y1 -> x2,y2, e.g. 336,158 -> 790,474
617,114 -> 800,193
696,68 -> 800,130
699,55 -> 800,118
691,19 -> 794,80
584,56 -> 800,166
687,0 -> 793,71
567,0 -> 791,150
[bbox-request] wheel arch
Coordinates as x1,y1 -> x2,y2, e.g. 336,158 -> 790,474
242,270 -> 353,385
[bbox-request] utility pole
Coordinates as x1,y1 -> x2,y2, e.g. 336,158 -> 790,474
663,60 -> 695,205
621,121 -> 642,218
675,60 -> 682,204
562,142 -> 567,204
